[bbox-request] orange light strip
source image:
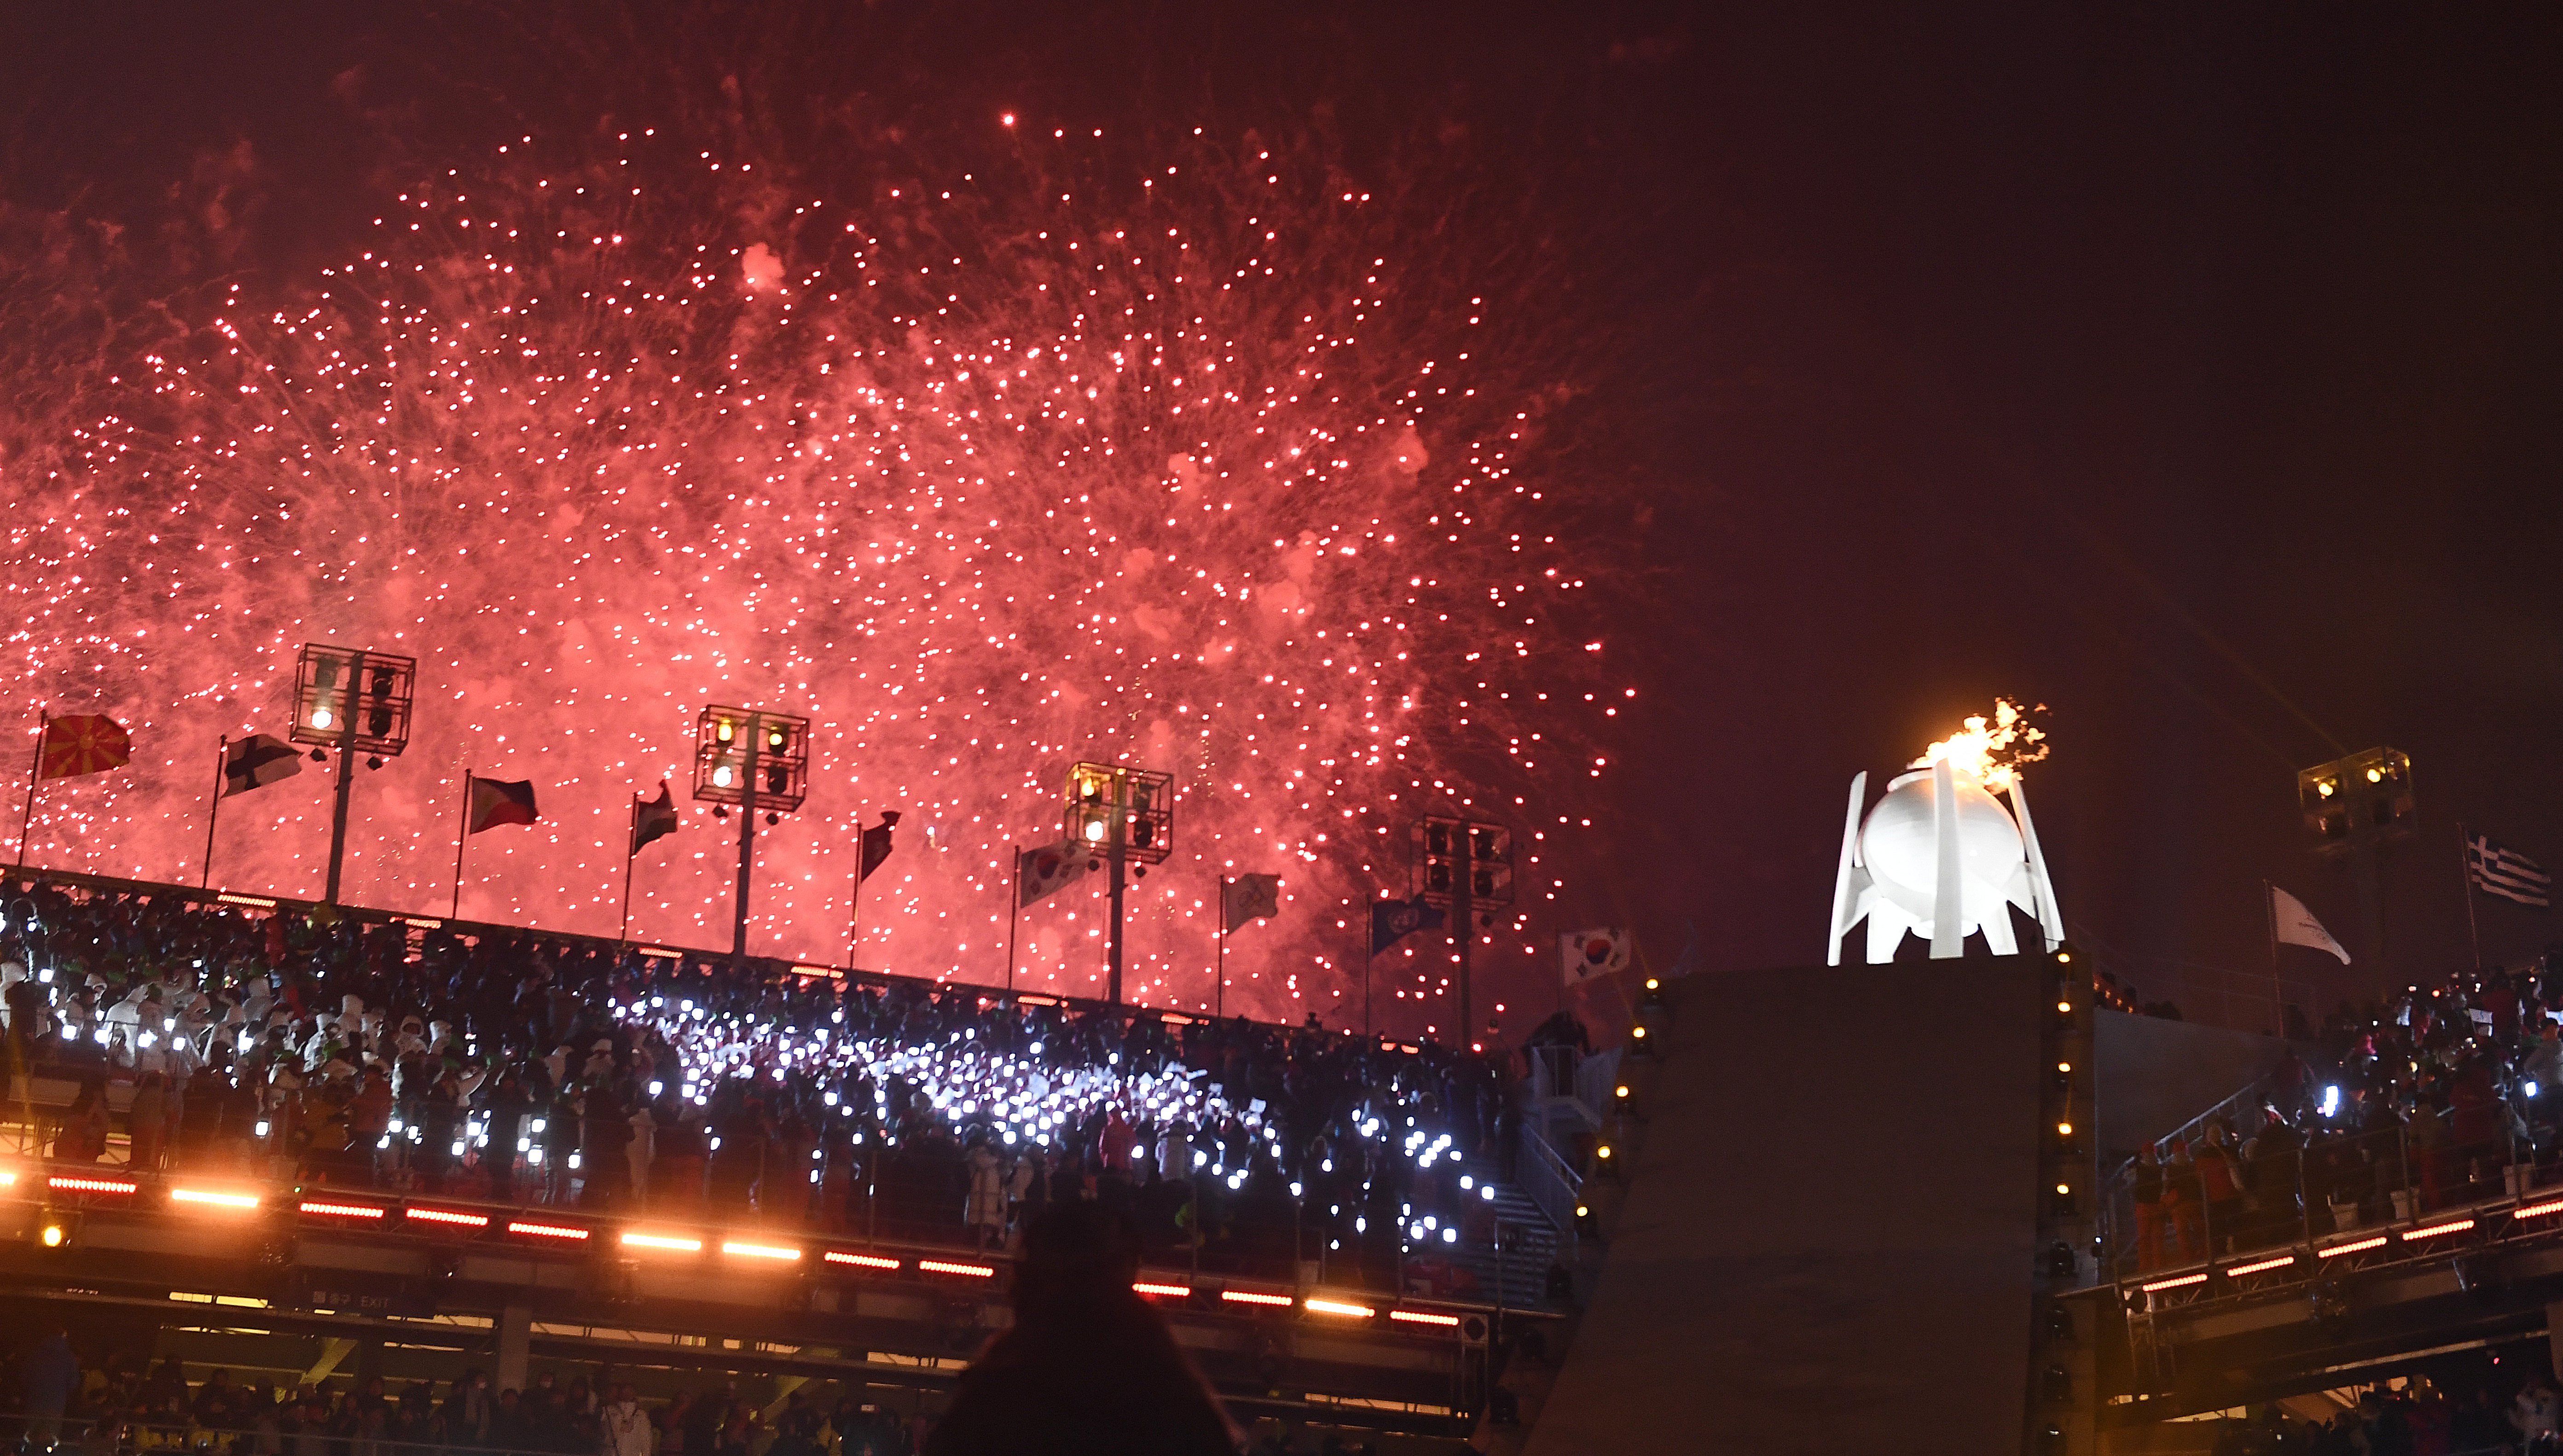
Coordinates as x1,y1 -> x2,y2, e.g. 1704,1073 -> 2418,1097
217,893 -> 277,908
1014,994 -> 1060,1006
508,1220 -> 590,1241
2224,1254 -> 2296,1277
2404,1218 -> 2476,1241
171,1188 -> 260,1210
2139,1272 -> 2208,1292
405,1207 -> 490,1229
1305,1298 -> 1376,1319
824,1251 -> 901,1271
1220,1289 -> 1295,1307
723,1241 -> 802,1262
622,1233 -> 702,1253
917,1259 -> 995,1278
1389,1309 -> 1461,1327
2520,1196 -> 2563,1219
1132,1282 -> 1191,1298
2317,1235 -> 2389,1259
49,1175 -> 137,1195
299,1201 -> 388,1220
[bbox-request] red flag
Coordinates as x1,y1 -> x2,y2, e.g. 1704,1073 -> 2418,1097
39,715 -> 130,780
466,776 -> 539,832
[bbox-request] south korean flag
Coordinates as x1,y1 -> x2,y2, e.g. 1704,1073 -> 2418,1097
1560,927 -> 1632,986
1018,839 -> 1092,908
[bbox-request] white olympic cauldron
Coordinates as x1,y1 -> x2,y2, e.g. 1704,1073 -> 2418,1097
1826,759 -> 2066,963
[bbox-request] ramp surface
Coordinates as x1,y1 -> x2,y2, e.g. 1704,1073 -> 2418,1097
1526,957 -> 2045,1455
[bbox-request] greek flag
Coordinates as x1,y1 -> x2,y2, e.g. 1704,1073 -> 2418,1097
2468,832 -> 2552,910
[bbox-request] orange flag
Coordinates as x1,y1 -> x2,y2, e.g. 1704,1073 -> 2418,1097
38,715 -> 130,780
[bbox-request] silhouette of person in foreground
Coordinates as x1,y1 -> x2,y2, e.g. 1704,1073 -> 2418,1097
926,1200 -> 1240,1456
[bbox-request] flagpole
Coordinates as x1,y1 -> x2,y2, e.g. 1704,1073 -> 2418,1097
1217,876 -> 1229,1020
2459,821 -> 2485,973
450,768 -> 472,921
16,711 -> 46,868
1006,848 -> 1021,993
2263,880 -> 2282,1039
1362,896 -> 1374,1040
619,794 -> 640,943
200,736 -> 228,890
847,807 -> 864,974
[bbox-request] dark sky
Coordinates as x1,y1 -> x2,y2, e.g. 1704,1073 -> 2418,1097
7,3 -> 2559,1030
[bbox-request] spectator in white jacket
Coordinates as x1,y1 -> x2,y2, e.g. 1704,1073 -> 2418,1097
600,1383 -> 655,1456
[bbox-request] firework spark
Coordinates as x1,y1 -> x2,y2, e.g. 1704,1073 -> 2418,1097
0,120 -> 1624,1032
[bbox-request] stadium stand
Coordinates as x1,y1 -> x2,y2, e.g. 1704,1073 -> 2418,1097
0,867 -> 1566,1450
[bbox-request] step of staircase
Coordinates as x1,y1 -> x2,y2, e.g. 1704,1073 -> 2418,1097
1433,1182 -> 1565,1309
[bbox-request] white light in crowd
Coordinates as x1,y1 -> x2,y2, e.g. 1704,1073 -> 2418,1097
1354,1217 -> 1366,1233
255,1121 -> 270,1138
713,766 -> 733,788
528,1149 -> 544,1165
1410,1223 -> 1426,1240
2321,1085 -> 2342,1118
1481,1185 -> 1496,1201
1459,1176 -> 1474,1191
2531,1082 -> 2543,1099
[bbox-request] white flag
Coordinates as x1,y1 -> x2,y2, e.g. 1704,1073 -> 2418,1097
2269,886 -> 2349,964
1560,928 -> 1631,986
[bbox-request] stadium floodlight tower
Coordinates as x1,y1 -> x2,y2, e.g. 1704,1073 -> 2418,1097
694,705 -> 812,960
1065,762 -> 1173,1005
290,644 -> 416,906
1414,816 -> 1513,1050
2297,746 -> 2414,973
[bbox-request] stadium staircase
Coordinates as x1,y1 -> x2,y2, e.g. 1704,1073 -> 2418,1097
1443,1181 -> 1561,1309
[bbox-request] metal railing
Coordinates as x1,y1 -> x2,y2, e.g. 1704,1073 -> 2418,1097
3,1414 -> 867,1456
1513,1118 -> 1584,1255
2103,1094 -> 2549,1292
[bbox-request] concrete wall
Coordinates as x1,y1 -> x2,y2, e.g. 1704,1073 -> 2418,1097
2095,1010 -> 2288,1162
1526,957 -> 2043,1456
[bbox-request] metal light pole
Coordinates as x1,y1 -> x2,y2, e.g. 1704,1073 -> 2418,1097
1066,762 -> 1172,1005
1416,816 -> 1513,1051
694,705 -> 812,961
290,645 -> 416,906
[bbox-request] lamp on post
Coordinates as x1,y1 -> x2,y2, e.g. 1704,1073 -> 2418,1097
694,705 -> 812,960
2296,747 -> 2415,976
290,644 -> 416,906
1415,816 -> 1514,1052
1065,761 -> 1173,1005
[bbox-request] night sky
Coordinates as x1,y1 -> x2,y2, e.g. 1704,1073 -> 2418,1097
6,4 -> 2558,1030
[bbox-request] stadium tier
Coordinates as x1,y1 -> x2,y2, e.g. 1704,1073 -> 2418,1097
0,866 -> 1560,1445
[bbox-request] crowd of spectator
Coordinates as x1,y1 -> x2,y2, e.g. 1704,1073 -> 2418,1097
2192,1352 -> 2561,1456
0,1320 -> 924,1456
0,1319 -> 1399,1456
2125,953 -> 2563,1272
0,876 -> 1515,1287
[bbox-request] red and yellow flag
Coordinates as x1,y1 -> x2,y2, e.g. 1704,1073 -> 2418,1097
38,714 -> 131,780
